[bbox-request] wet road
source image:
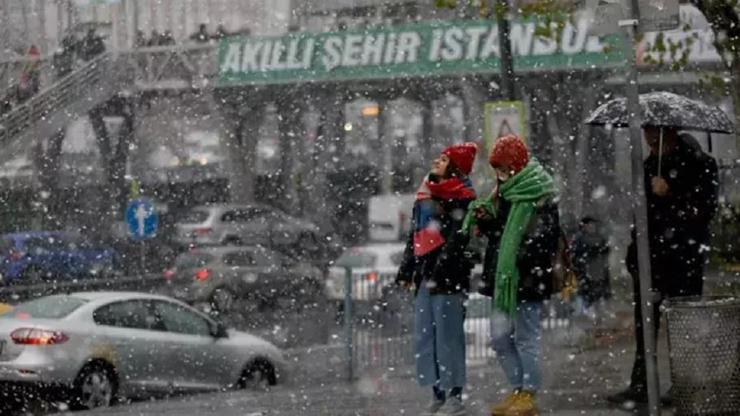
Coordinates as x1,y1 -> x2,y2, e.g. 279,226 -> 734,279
71,328 -> 672,416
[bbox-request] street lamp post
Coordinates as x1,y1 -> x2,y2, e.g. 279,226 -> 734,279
493,0 -> 516,101
620,0 -> 661,414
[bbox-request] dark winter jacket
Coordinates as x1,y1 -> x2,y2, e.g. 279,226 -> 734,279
478,197 -> 561,303
627,141 -> 719,297
396,197 -> 475,295
572,229 -> 611,304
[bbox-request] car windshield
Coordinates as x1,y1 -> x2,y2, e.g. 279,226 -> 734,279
1,296 -> 88,319
335,249 -> 377,268
175,253 -> 215,268
178,209 -> 209,223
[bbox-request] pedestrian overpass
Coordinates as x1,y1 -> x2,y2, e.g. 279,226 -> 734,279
0,15 -> 728,222
0,44 -> 217,166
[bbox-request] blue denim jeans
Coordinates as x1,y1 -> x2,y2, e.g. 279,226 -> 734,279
490,301 -> 543,392
414,283 -> 466,391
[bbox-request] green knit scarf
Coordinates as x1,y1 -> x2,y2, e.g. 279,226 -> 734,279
494,159 -> 555,315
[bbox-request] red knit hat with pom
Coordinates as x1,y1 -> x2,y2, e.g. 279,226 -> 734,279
489,135 -> 529,174
442,142 -> 477,176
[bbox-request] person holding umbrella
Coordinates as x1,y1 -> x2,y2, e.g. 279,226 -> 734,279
607,126 -> 719,407
586,91 -> 727,409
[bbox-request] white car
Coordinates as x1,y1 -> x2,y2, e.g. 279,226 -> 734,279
0,292 -> 288,410
326,243 -> 406,302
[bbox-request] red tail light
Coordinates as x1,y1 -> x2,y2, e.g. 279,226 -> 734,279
195,268 -> 210,281
194,227 -> 212,235
163,269 -> 176,280
11,328 -> 69,345
366,272 -> 379,282
9,250 -> 25,261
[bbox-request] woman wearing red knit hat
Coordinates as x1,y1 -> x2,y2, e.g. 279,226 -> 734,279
466,135 -> 561,416
396,142 -> 477,416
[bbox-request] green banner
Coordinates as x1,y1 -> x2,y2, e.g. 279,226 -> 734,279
218,19 -> 623,86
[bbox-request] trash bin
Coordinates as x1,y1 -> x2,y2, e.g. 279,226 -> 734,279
664,296 -> 740,415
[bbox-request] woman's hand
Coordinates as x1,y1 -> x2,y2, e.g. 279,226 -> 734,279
474,206 -> 492,222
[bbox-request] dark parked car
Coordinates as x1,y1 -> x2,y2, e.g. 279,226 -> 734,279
162,246 -> 324,314
0,232 -> 117,285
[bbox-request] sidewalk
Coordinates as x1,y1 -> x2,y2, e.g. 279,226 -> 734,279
276,298 -> 674,415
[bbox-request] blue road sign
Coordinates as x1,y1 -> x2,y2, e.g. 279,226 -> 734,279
125,199 -> 159,240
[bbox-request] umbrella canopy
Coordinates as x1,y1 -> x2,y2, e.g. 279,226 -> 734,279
585,91 -> 735,134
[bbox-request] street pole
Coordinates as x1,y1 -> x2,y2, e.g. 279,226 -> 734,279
343,267 -> 354,381
620,0 -> 661,414
494,0 -> 516,101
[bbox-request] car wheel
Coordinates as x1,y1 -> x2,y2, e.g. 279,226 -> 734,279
238,359 -> 276,390
210,287 -> 237,314
70,363 -> 117,410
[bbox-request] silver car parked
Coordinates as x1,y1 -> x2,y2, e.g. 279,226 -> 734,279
173,203 -> 321,249
0,292 -> 287,410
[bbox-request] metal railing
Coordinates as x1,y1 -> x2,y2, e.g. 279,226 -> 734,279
336,267 -> 581,379
0,46 -> 219,160
126,44 -> 217,89
0,52 -> 121,149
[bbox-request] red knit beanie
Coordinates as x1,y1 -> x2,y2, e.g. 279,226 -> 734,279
489,135 -> 529,174
442,142 -> 477,176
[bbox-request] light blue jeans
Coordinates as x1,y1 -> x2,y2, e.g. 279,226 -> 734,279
414,283 -> 466,391
490,301 -> 543,392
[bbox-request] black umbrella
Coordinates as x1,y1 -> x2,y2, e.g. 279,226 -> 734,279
585,91 -> 735,134
586,91 -> 735,175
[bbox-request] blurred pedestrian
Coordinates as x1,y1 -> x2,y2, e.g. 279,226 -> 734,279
160,30 -> 176,46
212,24 -> 229,41
191,24 -> 210,43
0,91 -> 12,115
80,29 -> 105,61
17,45 -> 41,102
147,30 -> 160,47
571,216 -> 611,321
607,127 -> 719,408
134,30 -> 147,48
396,142 -> 478,416
469,135 -> 560,416
53,33 -> 78,78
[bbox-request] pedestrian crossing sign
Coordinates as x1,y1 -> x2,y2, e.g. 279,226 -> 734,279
484,101 -> 528,156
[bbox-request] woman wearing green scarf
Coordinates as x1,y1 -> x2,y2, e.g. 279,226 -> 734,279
469,135 -> 560,416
